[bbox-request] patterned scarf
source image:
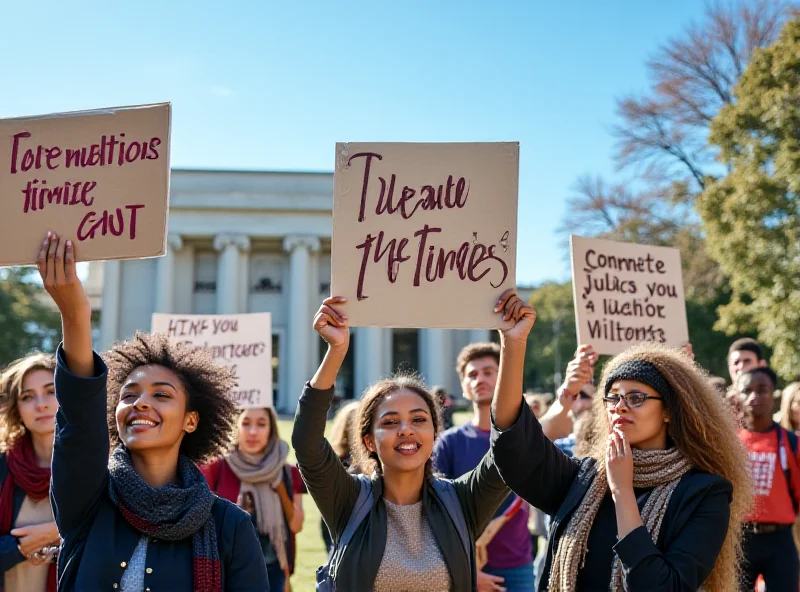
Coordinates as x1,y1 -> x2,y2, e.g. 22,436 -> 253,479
548,448 -> 692,592
108,446 -> 220,592
225,440 -> 290,570
0,434 -> 57,592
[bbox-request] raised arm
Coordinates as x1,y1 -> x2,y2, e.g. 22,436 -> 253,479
490,291 -> 580,514
291,297 -> 360,538
540,345 -> 598,440
39,233 -> 110,533
451,449 -> 510,536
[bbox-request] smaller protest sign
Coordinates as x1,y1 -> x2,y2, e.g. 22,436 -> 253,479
151,313 -> 273,408
0,103 -> 171,266
570,235 -> 689,355
330,142 -> 519,329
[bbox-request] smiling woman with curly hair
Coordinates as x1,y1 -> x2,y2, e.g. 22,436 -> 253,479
491,290 -> 752,592
37,232 -> 268,592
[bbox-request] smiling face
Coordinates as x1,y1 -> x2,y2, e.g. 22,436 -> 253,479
461,356 -> 499,407
363,389 -> 436,476
17,369 -> 58,438
237,408 -> 272,455
115,365 -> 198,454
605,379 -> 669,450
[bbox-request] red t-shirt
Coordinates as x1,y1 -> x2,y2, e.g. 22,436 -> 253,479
739,427 -> 800,524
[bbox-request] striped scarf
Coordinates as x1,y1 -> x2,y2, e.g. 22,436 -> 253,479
108,446 -> 221,592
548,447 -> 692,592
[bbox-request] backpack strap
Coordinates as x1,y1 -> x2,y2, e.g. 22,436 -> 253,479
432,478 -> 470,560
329,475 -> 374,579
775,424 -> 799,514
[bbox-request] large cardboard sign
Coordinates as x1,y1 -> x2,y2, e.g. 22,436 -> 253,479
0,103 -> 171,266
331,142 -> 519,329
570,235 -> 689,355
151,313 -> 273,408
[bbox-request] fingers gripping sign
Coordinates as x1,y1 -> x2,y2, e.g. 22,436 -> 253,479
313,297 -> 350,349
495,289 -> 537,344
37,231 -> 90,317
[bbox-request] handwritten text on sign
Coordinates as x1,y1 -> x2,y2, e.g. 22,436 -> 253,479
151,313 -> 273,409
570,235 -> 689,355
0,103 -> 171,266
331,143 -> 519,329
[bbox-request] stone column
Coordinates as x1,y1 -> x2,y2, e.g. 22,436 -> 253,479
355,327 -> 385,398
283,235 -> 320,410
100,260 -> 121,350
421,329 -> 450,388
468,329 -> 493,344
214,233 -> 250,314
155,234 -> 183,313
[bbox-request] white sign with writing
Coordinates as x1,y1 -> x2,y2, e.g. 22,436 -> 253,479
570,235 -> 689,355
151,313 -> 273,408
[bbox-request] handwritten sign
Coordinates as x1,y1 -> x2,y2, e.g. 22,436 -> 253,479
0,103 -> 171,266
570,235 -> 689,355
151,313 -> 273,408
330,142 -> 519,329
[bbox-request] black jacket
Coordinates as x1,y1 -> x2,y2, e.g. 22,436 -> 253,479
52,346 -> 269,591
292,384 -> 511,592
492,401 -> 733,592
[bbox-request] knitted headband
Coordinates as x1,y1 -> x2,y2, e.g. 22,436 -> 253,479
605,359 -> 673,400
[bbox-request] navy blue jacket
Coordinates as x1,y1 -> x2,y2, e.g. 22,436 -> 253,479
0,456 -> 28,575
492,401 -> 733,592
52,346 -> 269,591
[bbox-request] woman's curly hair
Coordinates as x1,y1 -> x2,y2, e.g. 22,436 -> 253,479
104,332 -> 238,464
352,373 -> 442,476
586,343 -> 752,592
0,353 -> 56,453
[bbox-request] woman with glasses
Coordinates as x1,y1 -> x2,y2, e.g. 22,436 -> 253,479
490,290 -> 752,592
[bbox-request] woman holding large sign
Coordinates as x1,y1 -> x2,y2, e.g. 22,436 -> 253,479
491,290 -> 751,592
38,232 -> 268,591
293,296 -> 513,591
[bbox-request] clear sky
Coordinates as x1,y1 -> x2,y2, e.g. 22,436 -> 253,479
0,0 -> 709,285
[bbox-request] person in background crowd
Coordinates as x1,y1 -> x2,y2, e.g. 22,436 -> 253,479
736,367 -> 800,591
39,232 -> 267,591
492,290 -> 751,592
202,407 -> 304,592
728,338 -> 768,384
435,342 -> 534,592
779,382 -> 800,434
708,376 -> 729,397
320,400 -> 361,554
524,394 -> 549,419
0,354 -> 60,592
432,386 -> 455,431
293,297 -> 513,591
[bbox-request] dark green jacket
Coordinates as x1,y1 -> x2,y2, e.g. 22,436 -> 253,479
292,384 -> 510,592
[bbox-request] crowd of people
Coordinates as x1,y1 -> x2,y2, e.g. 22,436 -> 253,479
0,231 -> 797,591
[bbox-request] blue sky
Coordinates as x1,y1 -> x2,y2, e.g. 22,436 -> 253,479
1,0 -> 709,285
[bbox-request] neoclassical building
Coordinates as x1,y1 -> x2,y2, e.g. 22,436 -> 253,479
99,169 -> 522,412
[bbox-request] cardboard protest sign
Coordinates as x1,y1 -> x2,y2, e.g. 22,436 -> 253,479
331,142 -> 519,329
0,103 -> 171,266
570,235 -> 689,355
151,313 -> 273,408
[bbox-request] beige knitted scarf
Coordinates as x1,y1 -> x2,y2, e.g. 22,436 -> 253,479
548,447 -> 692,592
226,440 -> 290,570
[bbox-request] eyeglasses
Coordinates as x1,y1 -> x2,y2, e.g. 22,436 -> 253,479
603,391 -> 663,409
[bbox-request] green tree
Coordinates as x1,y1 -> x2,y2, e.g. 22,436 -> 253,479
698,18 -> 800,380
0,267 -> 61,366
524,282 -> 577,391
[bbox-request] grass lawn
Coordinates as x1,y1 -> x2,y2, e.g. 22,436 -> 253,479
277,410 -> 474,591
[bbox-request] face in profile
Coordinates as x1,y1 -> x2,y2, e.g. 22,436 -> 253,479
462,356 -> 499,406
364,389 -> 436,476
238,408 -> 272,455
116,365 -> 198,454
17,369 -> 58,438
605,379 -> 669,450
